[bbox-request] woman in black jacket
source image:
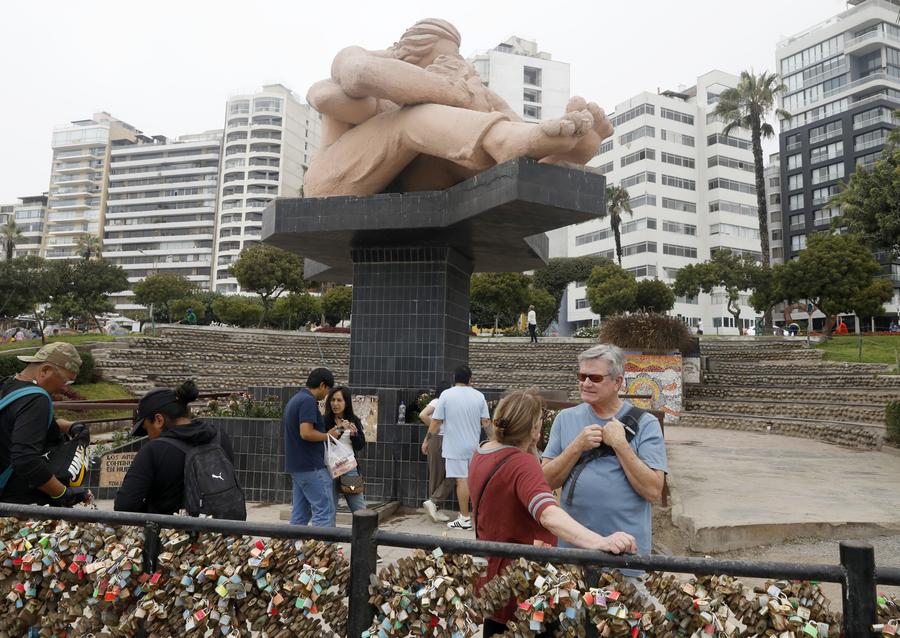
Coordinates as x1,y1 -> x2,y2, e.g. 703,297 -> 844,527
323,386 -> 366,512
114,381 -> 238,516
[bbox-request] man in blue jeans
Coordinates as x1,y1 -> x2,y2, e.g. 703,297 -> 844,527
284,368 -> 339,526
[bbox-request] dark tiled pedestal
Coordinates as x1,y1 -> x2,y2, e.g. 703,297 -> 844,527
262,158 -> 606,505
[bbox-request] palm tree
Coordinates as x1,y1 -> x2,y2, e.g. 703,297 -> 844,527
75,233 -> 102,260
714,70 -> 790,331
606,184 -> 632,266
1,219 -> 23,261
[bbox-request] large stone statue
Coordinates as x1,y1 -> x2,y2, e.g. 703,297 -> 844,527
304,18 -> 613,198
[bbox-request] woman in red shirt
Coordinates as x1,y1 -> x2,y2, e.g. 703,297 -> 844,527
470,389 -> 637,637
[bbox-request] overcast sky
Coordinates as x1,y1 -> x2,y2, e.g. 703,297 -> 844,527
0,0 -> 851,203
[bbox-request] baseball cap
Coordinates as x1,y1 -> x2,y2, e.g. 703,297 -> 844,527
131,388 -> 178,436
17,342 -> 82,375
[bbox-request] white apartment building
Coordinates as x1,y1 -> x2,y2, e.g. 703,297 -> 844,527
764,154 -> 784,266
776,0 -> 900,326
44,113 -> 140,259
470,36 -> 571,122
103,131 -> 223,311
212,84 -> 321,294
565,71 -> 763,335
12,195 -> 49,258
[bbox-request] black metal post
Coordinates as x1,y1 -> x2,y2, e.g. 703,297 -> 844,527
142,522 -> 160,573
841,540 -> 877,638
348,509 -> 379,637
584,565 -> 599,638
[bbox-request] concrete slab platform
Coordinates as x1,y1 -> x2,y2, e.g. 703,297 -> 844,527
666,426 -> 900,552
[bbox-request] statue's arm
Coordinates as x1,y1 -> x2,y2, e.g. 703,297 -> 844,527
486,89 -> 524,122
307,79 -> 379,125
331,46 -> 470,108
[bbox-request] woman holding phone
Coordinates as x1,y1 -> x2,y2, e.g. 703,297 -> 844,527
323,386 -> 367,512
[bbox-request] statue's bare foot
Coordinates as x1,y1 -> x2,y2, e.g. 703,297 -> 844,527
484,109 -> 594,164
540,97 -> 613,165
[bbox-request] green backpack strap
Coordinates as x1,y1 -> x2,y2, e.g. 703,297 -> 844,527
0,385 -> 54,491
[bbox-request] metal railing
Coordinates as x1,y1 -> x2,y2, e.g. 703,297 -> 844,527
0,503 -> 896,638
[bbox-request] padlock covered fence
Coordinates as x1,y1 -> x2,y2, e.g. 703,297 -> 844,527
0,502 -> 897,638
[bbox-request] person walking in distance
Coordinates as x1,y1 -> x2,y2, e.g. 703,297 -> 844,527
527,305 -> 538,344
283,368 -> 340,527
420,381 -> 453,522
423,365 -> 490,530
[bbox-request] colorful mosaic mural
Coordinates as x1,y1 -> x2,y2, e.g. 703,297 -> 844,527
623,352 -> 682,423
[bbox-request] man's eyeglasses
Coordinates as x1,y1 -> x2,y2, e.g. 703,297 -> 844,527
50,364 -> 75,386
577,373 -> 611,384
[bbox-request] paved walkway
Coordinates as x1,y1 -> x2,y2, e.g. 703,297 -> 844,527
666,426 -> 900,552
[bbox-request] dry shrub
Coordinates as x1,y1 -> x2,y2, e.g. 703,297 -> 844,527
598,313 -> 692,353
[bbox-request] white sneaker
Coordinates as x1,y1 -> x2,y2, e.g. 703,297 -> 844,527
423,499 -> 441,523
447,516 -> 472,530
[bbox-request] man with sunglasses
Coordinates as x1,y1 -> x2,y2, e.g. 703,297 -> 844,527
542,344 -> 667,572
0,342 -> 92,507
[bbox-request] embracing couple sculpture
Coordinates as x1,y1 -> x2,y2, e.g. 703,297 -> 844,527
304,18 -> 614,198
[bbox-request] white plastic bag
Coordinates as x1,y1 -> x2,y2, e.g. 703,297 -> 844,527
324,434 -> 357,478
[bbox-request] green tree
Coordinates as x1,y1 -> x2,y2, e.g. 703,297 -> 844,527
0,257 -> 69,342
714,71 -> 790,331
133,273 -> 198,322
634,279 -> 675,313
526,286 -> 557,333
470,272 -> 530,334
322,285 -> 353,326
532,255 -> 610,325
830,145 -> 900,258
270,292 -> 322,329
586,261 -> 637,317
211,295 -> 264,327
1,219 -> 23,261
229,244 -> 307,327
776,233 -> 893,336
74,233 -> 102,260
674,251 -> 759,329
170,297 -> 208,324
50,259 -> 129,329
606,184 -> 632,266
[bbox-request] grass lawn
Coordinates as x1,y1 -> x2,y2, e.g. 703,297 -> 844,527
815,335 -> 900,368
0,334 -> 122,353
57,381 -> 135,423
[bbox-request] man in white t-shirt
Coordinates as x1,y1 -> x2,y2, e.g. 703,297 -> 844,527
527,305 -> 538,344
422,364 -> 490,530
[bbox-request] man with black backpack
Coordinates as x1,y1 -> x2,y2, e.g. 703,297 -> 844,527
115,381 -> 246,520
541,344 -> 667,570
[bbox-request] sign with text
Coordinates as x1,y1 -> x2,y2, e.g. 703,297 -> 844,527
99,452 -> 137,488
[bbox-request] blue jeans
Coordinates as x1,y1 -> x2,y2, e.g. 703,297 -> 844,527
334,466 -> 366,512
290,467 -> 336,526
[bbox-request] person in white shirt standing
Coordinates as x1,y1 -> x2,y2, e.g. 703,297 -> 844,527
527,305 -> 538,344
422,365 -> 490,530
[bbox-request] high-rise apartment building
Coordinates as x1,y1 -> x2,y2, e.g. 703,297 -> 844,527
764,154 -> 784,265
0,204 -> 12,260
12,195 -> 49,258
565,71 -> 763,334
212,84 -> 321,294
776,0 -> 900,319
44,113 -> 140,260
470,36 -> 571,122
103,131 -> 223,311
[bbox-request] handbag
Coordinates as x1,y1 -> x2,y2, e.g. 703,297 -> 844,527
324,434 -> 357,479
339,473 -> 365,495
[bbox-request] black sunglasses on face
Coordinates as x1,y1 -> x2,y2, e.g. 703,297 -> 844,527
577,373 -> 611,383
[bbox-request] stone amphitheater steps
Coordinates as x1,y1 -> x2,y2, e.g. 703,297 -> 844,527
678,412 -> 883,449
684,397 -> 885,425
93,326 -> 586,398
689,337 -> 896,448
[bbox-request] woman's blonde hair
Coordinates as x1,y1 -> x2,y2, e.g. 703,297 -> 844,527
492,389 -> 544,447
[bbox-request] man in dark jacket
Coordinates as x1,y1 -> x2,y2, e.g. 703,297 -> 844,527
114,381 -> 236,515
0,342 -> 91,507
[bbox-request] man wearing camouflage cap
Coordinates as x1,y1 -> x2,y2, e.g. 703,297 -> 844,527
0,342 -> 92,506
